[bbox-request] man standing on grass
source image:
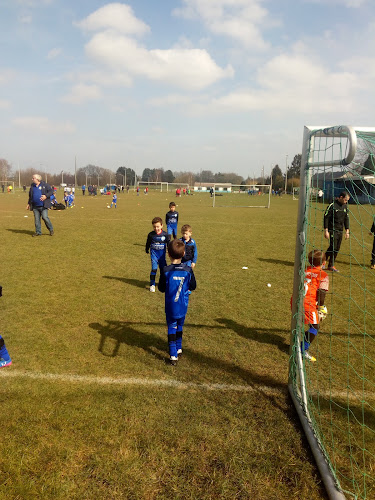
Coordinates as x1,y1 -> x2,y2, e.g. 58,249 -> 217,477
323,191 -> 350,272
26,174 -> 54,237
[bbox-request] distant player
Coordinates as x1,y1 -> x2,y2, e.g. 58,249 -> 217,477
180,224 -> 197,269
145,217 -> 170,292
298,250 -> 329,362
0,285 -> 12,368
158,239 -> 196,365
111,191 -> 117,208
165,202 -> 179,239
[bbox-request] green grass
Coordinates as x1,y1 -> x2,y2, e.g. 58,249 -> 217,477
1,190 -> 328,499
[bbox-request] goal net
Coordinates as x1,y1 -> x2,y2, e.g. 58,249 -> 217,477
289,125 -> 375,500
212,184 -> 271,208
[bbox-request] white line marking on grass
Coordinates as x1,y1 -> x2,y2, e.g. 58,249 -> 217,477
1,370 -> 374,402
1,369 -> 283,394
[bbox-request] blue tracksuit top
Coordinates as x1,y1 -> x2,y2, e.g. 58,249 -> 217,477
166,210 -> 179,227
158,263 -> 196,318
181,238 -> 198,264
145,230 -> 169,257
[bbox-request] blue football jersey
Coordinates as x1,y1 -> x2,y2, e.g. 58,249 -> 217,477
146,230 -> 169,255
166,210 -> 179,226
158,263 -> 196,318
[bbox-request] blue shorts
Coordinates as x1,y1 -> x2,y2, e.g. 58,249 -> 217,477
151,254 -> 166,270
167,224 -> 177,237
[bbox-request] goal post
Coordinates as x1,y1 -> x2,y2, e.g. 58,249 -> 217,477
289,125 -> 375,500
292,187 -> 299,200
212,184 -> 272,208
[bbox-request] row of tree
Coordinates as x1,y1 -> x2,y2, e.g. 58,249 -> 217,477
0,154 -> 304,190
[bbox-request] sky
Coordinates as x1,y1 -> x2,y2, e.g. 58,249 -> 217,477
0,0 -> 374,179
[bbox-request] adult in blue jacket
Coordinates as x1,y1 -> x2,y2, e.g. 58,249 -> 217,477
26,174 -> 54,236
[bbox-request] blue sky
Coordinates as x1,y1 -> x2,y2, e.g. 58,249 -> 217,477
0,0 -> 374,178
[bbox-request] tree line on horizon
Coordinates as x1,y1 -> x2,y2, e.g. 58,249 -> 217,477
0,154 -> 305,190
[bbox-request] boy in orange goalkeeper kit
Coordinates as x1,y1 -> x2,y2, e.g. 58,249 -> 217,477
301,250 -> 329,362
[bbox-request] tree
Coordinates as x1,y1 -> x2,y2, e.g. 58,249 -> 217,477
141,168 -> 152,182
162,170 -> 175,183
0,159 -> 12,181
116,166 -> 136,185
288,154 -> 302,179
271,164 -> 284,189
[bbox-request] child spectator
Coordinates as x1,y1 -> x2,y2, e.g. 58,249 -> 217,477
64,191 -> 69,208
180,224 -> 198,269
145,217 -> 170,292
111,191 -> 117,208
370,218 -> 375,269
299,250 -> 329,362
165,202 -> 179,239
158,239 -> 196,365
0,285 -> 12,368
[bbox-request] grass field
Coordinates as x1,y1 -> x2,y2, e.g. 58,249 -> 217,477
0,189 -> 331,499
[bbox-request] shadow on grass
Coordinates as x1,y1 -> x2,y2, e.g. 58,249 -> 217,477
215,318 -> 289,354
89,320 -> 288,412
6,228 -> 35,235
103,276 -> 149,289
133,243 -> 144,247
258,257 -> 294,267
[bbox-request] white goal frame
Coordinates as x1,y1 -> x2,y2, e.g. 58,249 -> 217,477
212,184 -> 272,208
292,186 -> 299,200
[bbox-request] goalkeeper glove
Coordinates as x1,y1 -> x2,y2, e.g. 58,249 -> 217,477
318,305 -> 328,321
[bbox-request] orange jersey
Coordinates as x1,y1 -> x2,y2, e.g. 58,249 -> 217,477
304,265 -> 329,309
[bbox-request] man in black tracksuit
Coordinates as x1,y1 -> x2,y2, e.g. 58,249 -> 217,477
323,191 -> 350,272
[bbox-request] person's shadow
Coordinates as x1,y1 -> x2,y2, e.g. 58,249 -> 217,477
215,318 -> 289,353
102,276 -> 149,289
90,320 -> 166,360
89,319 -> 288,410
6,228 -> 35,235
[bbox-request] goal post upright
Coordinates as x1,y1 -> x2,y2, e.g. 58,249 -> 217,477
289,125 -> 368,500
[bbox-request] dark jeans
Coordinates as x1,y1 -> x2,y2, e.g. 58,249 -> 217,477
326,230 -> 343,267
372,238 -> 375,265
33,207 -> 53,235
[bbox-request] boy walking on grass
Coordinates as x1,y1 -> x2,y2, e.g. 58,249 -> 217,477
158,239 -> 196,365
165,202 -> 179,239
180,224 -> 198,269
111,191 -> 117,208
145,217 -> 170,292
300,250 -> 329,362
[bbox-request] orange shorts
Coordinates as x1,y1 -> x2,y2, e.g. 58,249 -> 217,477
304,306 -> 319,325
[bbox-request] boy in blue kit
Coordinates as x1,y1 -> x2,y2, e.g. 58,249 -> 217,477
111,191 -> 117,208
0,285 -> 12,368
165,202 -> 179,239
158,239 -> 196,365
145,217 -> 170,292
180,224 -> 198,269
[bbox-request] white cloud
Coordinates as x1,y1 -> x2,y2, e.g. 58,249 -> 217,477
211,53 -> 364,114
47,47 -> 62,59
61,83 -> 101,104
75,3 -> 150,37
0,69 -> 16,85
304,0 -> 368,7
18,14 -> 32,23
173,0 -> 273,49
148,94 -> 194,107
0,100 -> 11,109
12,116 -> 75,134
66,70 -> 132,88
85,32 -> 233,90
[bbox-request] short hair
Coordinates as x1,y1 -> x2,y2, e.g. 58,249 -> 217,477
33,174 -> 42,181
308,250 -> 326,267
168,239 -> 185,259
152,217 -> 163,226
338,191 -> 350,199
169,202 -> 176,208
181,224 -> 192,233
